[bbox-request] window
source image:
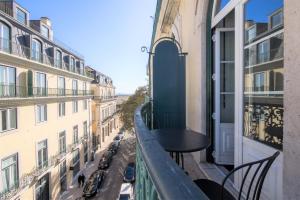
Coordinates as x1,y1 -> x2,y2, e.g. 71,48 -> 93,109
0,22 -> 10,52
83,121 -> 88,138
36,105 -> 47,123
244,0 -> 283,149
41,25 -> 49,38
1,154 -> 18,192
59,160 -> 67,192
83,99 -> 87,110
72,101 -> 78,113
246,26 -> 256,43
83,143 -> 88,163
55,50 -> 62,68
73,126 -> 78,144
257,40 -> 269,63
72,80 -> 78,95
59,131 -> 66,154
254,73 -> 265,92
58,102 -> 65,117
58,77 -> 65,96
16,8 -> 26,24
36,72 -> 46,96
72,149 -> 80,177
270,9 -> 283,29
83,82 -> 87,95
0,108 -> 17,132
70,57 -> 75,72
31,39 -> 42,62
37,140 -> 48,169
0,66 -> 16,97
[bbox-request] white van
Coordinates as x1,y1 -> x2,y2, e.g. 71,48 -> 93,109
117,183 -> 134,200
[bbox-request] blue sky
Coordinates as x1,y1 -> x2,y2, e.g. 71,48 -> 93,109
17,0 -> 156,94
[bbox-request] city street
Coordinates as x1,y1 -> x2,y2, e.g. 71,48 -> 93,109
92,137 -> 136,200
61,134 -> 136,200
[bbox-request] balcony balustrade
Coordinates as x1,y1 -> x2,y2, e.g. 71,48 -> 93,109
134,102 -> 208,200
93,95 -> 117,102
0,84 -> 93,98
0,37 -> 93,78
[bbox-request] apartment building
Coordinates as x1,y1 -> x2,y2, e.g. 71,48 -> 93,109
87,67 -> 121,152
135,0 -> 299,200
0,1 -> 94,199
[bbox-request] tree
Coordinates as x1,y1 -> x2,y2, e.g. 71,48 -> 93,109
119,86 -> 147,132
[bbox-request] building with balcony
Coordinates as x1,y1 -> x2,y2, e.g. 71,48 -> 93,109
136,0 -> 300,199
0,1 -> 93,199
87,67 -> 121,152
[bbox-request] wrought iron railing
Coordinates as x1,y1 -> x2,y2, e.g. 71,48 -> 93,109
134,103 -> 208,200
0,84 -> 93,98
0,37 -> 93,78
0,154 -> 59,200
0,134 -> 90,200
93,95 -> 117,102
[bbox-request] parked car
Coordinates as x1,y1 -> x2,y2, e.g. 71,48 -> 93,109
98,151 -> 113,170
118,131 -> 125,140
108,142 -> 119,155
117,183 -> 134,200
82,170 -> 105,198
113,136 -> 121,146
123,162 -> 135,183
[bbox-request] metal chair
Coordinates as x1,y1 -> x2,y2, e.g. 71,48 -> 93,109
194,151 -> 280,200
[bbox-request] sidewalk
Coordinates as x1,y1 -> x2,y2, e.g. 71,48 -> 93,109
60,149 -> 104,200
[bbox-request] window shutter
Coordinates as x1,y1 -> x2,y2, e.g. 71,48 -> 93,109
27,70 -> 33,97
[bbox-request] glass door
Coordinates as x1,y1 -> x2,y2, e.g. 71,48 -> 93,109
214,28 -> 235,165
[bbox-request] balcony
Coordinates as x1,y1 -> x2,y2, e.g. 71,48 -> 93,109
93,95 -> 117,103
0,85 -> 93,99
0,37 -> 93,79
134,103 -> 208,199
0,154 -> 59,200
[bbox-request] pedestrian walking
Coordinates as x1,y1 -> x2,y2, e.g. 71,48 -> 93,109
82,173 -> 86,187
77,174 -> 82,188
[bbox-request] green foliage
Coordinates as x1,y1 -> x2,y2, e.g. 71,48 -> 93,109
120,86 -> 147,132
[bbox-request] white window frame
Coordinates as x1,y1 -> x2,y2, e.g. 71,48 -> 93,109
31,39 -> 42,62
1,153 -> 19,192
73,126 -> 78,144
16,7 -> 26,25
41,25 -> 49,38
58,76 -> 65,96
59,131 -> 66,154
270,8 -> 283,30
58,102 -> 65,117
0,108 -> 17,133
37,139 -> 48,169
72,79 -> 78,95
72,101 -> 78,113
56,50 -> 62,68
36,104 -> 47,123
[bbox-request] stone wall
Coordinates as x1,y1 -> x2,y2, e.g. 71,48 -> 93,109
283,0 -> 300,199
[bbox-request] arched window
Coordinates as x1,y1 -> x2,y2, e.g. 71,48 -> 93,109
0,22 -> 10,53
31,39 -> 42,62
55,50 -> 62,68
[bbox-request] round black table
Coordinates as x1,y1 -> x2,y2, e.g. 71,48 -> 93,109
151,129 -> 210,169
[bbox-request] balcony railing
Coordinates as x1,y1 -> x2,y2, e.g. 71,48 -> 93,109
93,95 -> 117,102
0,1 -> 84,60
245,47 -> 283,67
134,103 -> 208,200
0,84 -> 93,98
0,37 -> 93,78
